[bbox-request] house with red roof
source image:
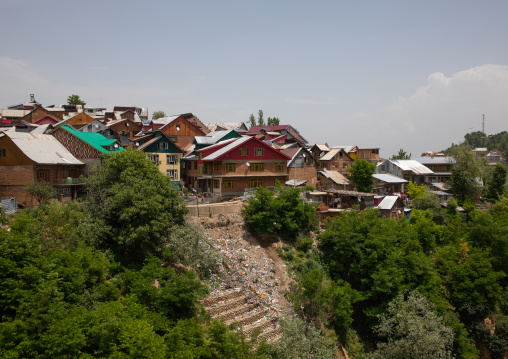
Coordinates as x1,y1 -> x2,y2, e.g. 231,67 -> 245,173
195,136 -> 291,196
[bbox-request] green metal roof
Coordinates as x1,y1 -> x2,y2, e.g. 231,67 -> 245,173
62,125 -> 124,153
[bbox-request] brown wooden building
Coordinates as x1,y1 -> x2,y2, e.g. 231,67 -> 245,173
0,129 -> 84,207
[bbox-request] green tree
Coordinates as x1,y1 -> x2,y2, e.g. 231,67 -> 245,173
25,181 -> 57,204
84,150 -> 188,261
485,163 -> 507,202
449,145 -> 487,204
66,94 -> 86,106
271,318 -> 337,359
464,131 -> 486,149
242,185 -> 316,241
248,114 -> 256,127
267,117 -> 280,126
257,110 -> 265,126
392,148 -> 411,160
371,291 -> 454,359
152,110 -> 166,120
348,159 -> 376,192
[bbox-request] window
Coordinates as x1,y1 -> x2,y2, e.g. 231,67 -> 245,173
254,148 -> 264,156
442,165 -> 450,171
275,163 -> 284,172
166,155 -> 178,165
176,124 -> 181,131
214,163 -> 221,172
198,152 -> 203,159
198,164 -> 203,175
158,142 -> 169,150
63,187 -> 71,194
239,148 -> 249,156
167,169 -> 178,179
248,179 -> 263,188
0,149 -> 6,157
213,179 -> 220,189
225,163 -> 236,172
122,130 -> 130,137
149,154 -> 159,164
36,170 -> 50,182
250,163 -> 264,172
194,161 -> 197,170
225,180 -> 234,189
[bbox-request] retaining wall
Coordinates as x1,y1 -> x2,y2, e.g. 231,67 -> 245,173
186,200 -> 244,217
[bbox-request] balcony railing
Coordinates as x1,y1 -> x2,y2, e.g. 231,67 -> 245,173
52,177 -> 86,185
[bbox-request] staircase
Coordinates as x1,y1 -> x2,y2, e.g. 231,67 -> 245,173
202,288 -> 282,344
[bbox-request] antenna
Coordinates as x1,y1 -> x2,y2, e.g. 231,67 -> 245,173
482,114 -> 485,133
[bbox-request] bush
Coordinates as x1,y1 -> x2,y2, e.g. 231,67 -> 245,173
242,184 -> 316,242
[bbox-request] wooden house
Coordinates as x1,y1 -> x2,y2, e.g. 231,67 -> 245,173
372,173 -> 408,195
317,148 -> 353,176
105,118 -> 143,141
414,156 -> 455,184
281,147 -> 318,187
247,125 -> 308,146
195,136 -> 291,196
50,125 -> 124,174
0,129 -> 84,207
158,115 -> 207,152
374,195 -> 405,218
17,104 -> 63,124
57,112 -> 96,130
137,131 -> 183,187
317,170 -> 354,191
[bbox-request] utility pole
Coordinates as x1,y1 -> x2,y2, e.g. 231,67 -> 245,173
482,114 -> 485,133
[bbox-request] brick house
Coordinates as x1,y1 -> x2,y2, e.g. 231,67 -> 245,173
0,129 -> 84,207
317,148 -> 354,176
195,136 -> 291,196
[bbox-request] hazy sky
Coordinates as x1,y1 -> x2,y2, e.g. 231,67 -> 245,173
2,0 -> 508,157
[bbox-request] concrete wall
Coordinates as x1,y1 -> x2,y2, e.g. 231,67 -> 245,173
186,200 -> 244,217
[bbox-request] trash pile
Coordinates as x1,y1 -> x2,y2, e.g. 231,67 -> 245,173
197,214 -> 293,341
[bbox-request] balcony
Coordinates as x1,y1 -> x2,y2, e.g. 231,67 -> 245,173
52,177 -> 86,185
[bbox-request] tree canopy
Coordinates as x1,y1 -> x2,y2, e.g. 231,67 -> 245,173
66,94 -> 86,106
348,159 -> 376,192
392,148 -> 411,160
152,110 -> 166,120
84,150 -> 188,262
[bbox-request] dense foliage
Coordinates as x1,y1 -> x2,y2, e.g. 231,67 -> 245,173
84,150 -> 188,263
242,185 -> 316,241
0,151 -> 266,358
347,159 -> 376,193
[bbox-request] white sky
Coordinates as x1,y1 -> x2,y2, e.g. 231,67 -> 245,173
1,0 -> 508,157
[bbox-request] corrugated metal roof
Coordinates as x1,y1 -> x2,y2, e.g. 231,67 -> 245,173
138,137 -> 158,151
1,109 -> 31,118
318,170 -> 351,185
391,160 -> 434,175
314,144 -> 330,152
286,179 -> 308,186
333,145 -> 356,153
413,156 -> 456,165
320,148 -> 341,161
206,122 -> 246,131
4,130 -> 83,165
201,136 -> 252,161
372,173 -> 408,184
195,130 -> 236,145
376,195 -> 399,210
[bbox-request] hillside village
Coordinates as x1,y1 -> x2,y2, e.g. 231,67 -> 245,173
1,95 -> 508,358
0,95 -> 505,214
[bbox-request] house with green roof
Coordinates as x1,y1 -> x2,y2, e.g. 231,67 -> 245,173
51,125 -> 124,173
